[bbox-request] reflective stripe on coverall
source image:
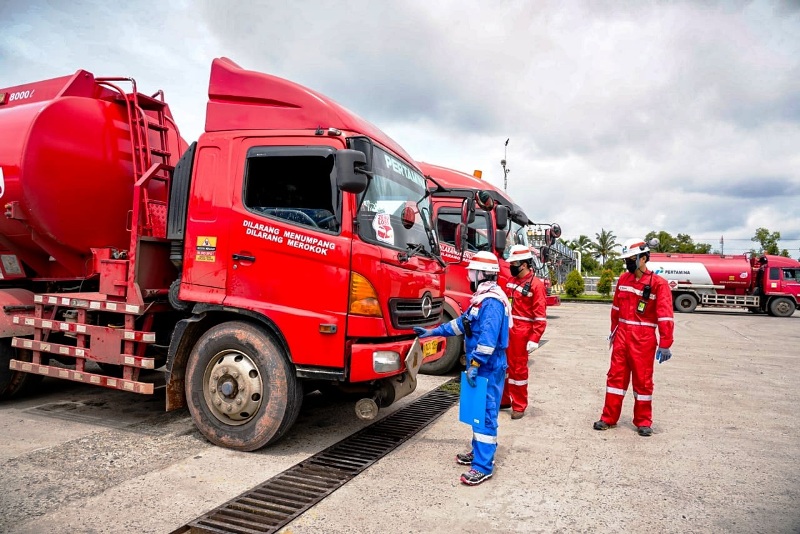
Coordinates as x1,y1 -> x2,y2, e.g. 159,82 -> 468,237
601,269 -> 674,427
502,273 -> 547,412
427,284 -> 509,475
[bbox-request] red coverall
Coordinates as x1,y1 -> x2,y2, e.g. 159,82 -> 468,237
600,268 -> 674,427
501,272 -> 547,413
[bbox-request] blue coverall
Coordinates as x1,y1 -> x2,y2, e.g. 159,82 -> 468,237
427,294 -> 509,474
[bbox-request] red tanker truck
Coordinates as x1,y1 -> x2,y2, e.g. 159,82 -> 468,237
0,58 -> 466,450
417,162 -> 561,374
649,252 -> 800,317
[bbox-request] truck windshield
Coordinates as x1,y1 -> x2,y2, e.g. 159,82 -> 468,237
356,146 -> 437,256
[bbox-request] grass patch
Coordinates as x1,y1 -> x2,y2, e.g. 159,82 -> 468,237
437,378 -> 461,395
560,294 -> 613,302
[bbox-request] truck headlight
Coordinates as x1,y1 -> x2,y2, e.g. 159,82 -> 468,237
373,351 -> 401,373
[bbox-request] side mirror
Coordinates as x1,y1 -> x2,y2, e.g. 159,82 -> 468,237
541,245 -> 550,260
476,190 -> 495,211
495,205 -> 509,230
460,198 -> 475,225
401,204 -> 416,229
545,229 -> 556,246
550,223 -> 562,239
336,149 -> 369,194
455,223 -> 468,254
494,229 -> 507,254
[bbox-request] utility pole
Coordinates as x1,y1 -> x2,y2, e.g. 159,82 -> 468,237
720,235 -> 724,255
500,138 -> 510,191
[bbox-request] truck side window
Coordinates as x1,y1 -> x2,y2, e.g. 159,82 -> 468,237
783,269 -> 796,281
244,154 -> 340,232
436,210 -> 490,252
769,267 -> 780,280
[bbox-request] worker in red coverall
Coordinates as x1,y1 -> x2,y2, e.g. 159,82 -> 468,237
594,238 -> 674,437
501,245 -> 547,420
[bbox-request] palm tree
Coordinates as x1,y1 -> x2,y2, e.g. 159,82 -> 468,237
569,235 -> 592,255
591,228 -> 619,266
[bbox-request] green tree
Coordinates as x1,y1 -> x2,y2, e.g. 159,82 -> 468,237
751,227 -> 781,255
591,228 -> 619,267
569,235 -> 593,254
597,269 -> 615,297
564,270 -> 585,297
645,230 -> 712,253
582,255 -> 601,276
605,257 -> 624,276
645,231 -> 676,252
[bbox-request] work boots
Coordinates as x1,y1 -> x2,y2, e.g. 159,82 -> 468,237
593,420 -> 612,430
637,426 -> 653,437
460,469 -> 492,486
456,452 -> 474,466
511,410 -> 525,420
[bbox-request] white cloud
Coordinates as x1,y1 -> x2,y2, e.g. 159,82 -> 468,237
2,0 -> 799,255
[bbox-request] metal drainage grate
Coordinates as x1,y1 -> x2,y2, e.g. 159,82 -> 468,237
173,382 -> 458,534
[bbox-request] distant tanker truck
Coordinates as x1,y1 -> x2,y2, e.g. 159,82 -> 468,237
649,253 -> 800,317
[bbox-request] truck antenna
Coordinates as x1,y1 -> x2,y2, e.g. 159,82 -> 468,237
501,138 -> 510,191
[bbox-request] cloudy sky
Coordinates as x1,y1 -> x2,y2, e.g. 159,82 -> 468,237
3,0 -> 799,255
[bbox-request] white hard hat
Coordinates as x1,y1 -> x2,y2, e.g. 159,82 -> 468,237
467,251 -> 500,273
620,238 -> 650,259
507,244 -> 533,262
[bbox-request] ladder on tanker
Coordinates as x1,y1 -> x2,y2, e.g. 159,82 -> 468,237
8,78 -> 181,395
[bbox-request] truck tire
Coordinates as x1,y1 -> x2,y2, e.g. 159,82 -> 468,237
768,297 -> 796,318
674,293 -> 698,313
0,342 -> 43,399
185,321 -> 303,451
420,311 -> 462,375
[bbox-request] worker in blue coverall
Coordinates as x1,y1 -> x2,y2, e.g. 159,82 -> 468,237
414,251 -> 510,486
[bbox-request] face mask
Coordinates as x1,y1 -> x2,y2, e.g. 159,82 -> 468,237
510,264 -> 521,277
625,257 -> 638,274
468,270 -> 483,292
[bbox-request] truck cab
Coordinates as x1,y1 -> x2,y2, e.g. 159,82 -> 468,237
417,162 -> 560,374
0,58 -> 459,450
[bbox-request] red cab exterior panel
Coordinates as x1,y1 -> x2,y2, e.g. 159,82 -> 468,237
0,58 -> 447,450
649,252 -> 800,317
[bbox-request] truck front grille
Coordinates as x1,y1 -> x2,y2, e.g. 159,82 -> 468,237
389,294 -> 444,329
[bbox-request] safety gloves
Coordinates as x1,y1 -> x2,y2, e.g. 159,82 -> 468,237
526,341 -> 539,354
466,363 -> 479,387
656,348 -> 672,364
413,326 -> 433,338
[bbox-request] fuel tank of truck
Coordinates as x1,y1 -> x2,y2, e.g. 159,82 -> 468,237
0,70 -> 185,280
649,253 -> 753,292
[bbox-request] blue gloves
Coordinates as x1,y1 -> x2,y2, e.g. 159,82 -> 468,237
413,326 -> 432,338
656,348 -> 672,364
465,364 -> 478,387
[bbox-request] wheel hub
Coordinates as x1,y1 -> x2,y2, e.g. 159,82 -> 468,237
203,350 -> 264,425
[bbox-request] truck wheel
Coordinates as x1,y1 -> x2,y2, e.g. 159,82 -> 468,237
674,293 -> 698,313
0,342 -> 43,399
185,321 -> 302,451
420,311 -> 462,375
768,297 -> 795,318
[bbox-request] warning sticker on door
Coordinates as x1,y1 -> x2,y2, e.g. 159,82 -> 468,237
196,236 -> 217,262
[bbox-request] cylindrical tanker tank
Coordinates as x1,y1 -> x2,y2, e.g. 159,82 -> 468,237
0,70 -> 185,280
649,253 -> 754,293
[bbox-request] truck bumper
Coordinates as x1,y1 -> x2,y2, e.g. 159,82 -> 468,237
349,336 -> 445,383
546,295 -> 561,307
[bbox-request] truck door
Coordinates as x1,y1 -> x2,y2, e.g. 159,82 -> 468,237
781,268 -> 800,298
224,143 -> 351,369
435,207 -> 491,306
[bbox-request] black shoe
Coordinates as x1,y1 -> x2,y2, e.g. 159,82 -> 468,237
460,468 -> 492,486
637,426 -> 653,437
500,404 -> 512,410
456,451 -> 474,466
593,420 -> 611,431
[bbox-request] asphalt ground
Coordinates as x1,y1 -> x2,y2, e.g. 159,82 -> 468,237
1,303 -> 798,533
